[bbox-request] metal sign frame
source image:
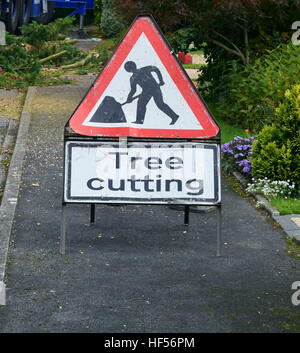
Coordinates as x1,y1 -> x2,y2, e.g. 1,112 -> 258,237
61,14 -> 222,257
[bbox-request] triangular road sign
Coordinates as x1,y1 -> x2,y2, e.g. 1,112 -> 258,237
68,15 -> 220,139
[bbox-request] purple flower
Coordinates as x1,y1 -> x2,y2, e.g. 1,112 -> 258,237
221,135 -> 256,176
236,159 -> 252,174
242,166 -> 251,173
221,143 -> 233,154
234,153 -> 244,158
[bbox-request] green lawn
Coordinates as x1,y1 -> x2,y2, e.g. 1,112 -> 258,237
190,49 -> 204,55
206,102 -> 250,143
270,198 -> 300,215
216,118 -> 251,144
183,64 -> 206,69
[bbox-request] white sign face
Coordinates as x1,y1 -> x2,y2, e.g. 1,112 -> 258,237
64,141 -> 220,205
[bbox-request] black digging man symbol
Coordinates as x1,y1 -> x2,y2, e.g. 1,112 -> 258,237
90,61 -> 180,125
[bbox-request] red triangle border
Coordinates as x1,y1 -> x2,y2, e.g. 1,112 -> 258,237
69,16 -> 219,139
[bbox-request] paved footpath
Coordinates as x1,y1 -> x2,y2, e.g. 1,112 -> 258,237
0,82 -> 300,333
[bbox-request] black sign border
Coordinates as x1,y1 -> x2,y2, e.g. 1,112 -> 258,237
64,141 -> 220,205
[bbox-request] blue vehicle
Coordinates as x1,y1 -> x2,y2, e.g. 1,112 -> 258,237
0,0 -> 95,33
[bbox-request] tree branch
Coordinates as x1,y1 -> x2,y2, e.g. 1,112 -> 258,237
243,26 -> 250,65
40,50 -> 67,64
213,30 -> 244,58
208,37 -> 247,65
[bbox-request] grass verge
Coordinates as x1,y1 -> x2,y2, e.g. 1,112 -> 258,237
190,49 -> 204,55
270,198 -> 300,215
183,64 -> 206,69
207,102 -> 251,144
215,118 -> 250,144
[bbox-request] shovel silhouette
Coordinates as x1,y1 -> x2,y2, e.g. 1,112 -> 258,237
89,95 -> 140,123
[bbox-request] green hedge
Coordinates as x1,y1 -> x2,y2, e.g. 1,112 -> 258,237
100,0 -> 124,38
214,43 -> 300,132
94,0 -> 102,28
251,84 -> 300,191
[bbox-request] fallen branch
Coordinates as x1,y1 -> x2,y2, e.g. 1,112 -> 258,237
60,53 -> 93,69
39,39 -> 78,50
40,50 -> 68,64
63,39 -> 78,45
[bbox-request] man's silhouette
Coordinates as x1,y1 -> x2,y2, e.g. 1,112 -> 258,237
124,61 -> 179,125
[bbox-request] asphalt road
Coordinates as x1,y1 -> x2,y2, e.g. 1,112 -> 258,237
0,84 -> 299,333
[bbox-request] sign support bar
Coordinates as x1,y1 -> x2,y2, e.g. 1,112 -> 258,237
184,206 -> 190,226
60,203 -> 67,255
90,203 -> 96,223
216,205 -> 222,257
59,203 -> 223,256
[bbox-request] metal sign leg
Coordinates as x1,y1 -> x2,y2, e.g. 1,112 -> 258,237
90,203 -> 95,223
60,203 -> 67,255
79,15 -> 84,31
184,205 -> 190,226
216,205 -> 222,257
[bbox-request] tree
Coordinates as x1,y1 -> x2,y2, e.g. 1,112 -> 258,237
116,0 -> 300,103
116,0 -> 187,32
117,0 -> 300,66
185,0 -> 300,66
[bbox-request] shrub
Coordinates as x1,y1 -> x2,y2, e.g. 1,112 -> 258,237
94,0 -> 102,28
214,43 -> 300,131
21,17 -> 75,48
251,84 -> 300,190
100,0 -> 124,38
165,28 -> 196,53
0,38 -> 41,86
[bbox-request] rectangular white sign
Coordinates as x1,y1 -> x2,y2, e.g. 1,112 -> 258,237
64,141 -> 221,205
